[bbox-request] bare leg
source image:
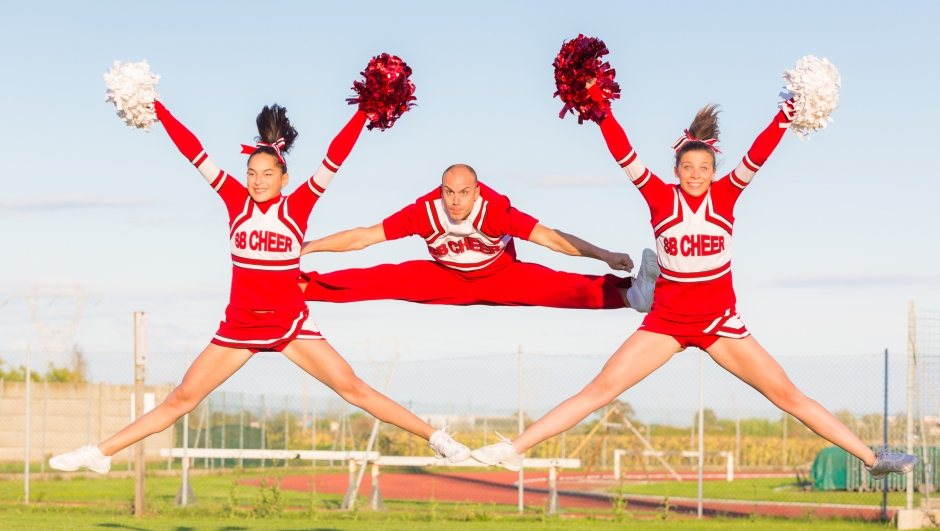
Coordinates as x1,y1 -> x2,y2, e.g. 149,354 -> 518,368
281,339 -> 436,440
706,336 -> 876,467
513,331 -> 681,453
98,343 -> 253,456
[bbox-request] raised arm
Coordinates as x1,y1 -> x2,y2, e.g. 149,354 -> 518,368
725,101 -> 794,190
587,86 -> 676,221
301,223 -> 386,255
527,224 -> 633,272
287,111 -> 367,216
154,101 -> 234,192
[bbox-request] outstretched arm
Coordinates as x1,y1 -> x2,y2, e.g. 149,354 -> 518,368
725,100 -> 794,190
527,224 -> 633,272
154,101 -> 234,193
288,111 -> 367,217
301,223 -> 386,255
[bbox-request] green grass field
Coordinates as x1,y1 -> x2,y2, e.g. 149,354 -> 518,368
612,477 -> 916,506
0,510 -> 900,531
0,470 -> 905,530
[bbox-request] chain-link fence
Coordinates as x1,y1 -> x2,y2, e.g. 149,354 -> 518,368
0,304 -> 936,502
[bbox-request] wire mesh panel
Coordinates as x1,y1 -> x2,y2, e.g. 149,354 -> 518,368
0,345 -> 908,476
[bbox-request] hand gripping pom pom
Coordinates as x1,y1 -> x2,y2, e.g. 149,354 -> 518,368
553,35 -> 620,124
346,54 -> 416,131
780,55 -> 841,140
104,60 -> 161,132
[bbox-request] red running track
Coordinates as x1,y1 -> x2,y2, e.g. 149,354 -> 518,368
242,470 -> 895,521
241,470 -> 613,510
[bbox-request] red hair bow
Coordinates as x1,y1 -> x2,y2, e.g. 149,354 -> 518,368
240,137 -> 286,165
671,130 -> 721,154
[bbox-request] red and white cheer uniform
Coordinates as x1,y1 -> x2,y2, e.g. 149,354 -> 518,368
595,92 -> 791,348
302,182 -> 631,308
154,101 -> 366,352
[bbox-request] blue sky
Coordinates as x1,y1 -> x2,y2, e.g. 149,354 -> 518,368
2,1 -> 939,382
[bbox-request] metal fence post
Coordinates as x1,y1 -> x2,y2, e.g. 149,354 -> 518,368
261,394 -> 267,469
40,377 -> 47,474
907,300 -> 915,510
133,311 -> 148,517
221,391 -> 226,469
284,395 -> 290,469
518,345 -> 524,515
86,383 -> 92,445
205,396 -> 211,470
697,349 -> 704,519
181,346 -> 190,506
239,391 -> 244,469
24,345 -> 31,505
310,397 -> 317,467
883,348 -> 889,522
733,394 -> 740,467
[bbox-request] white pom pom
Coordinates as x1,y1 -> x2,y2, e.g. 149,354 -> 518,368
104,60 -> 161,132
780,55 -> 841,140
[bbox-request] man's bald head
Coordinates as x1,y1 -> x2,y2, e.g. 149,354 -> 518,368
440,163 -> 481,221
442,164 -> 477,184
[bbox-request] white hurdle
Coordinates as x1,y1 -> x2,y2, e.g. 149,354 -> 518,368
613,449 -> 733,482
160,448 -> 579,512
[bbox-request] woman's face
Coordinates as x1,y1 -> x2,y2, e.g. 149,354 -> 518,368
674,150 -> 716,198
247,152 -> 289,202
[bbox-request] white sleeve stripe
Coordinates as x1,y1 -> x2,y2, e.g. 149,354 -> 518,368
732,161 -> 756,185
312,164 -> 335,191
623,154 -> 649,184
616,150 -> 635,166
744,154 -> 760,171
212,171 -> 226,192
190,150 -> 206,165
197,156 -> 223,186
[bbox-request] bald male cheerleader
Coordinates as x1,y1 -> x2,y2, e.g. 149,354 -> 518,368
299,164 -> 658,311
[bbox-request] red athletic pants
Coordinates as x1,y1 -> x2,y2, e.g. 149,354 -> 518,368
302,260 -> 629,309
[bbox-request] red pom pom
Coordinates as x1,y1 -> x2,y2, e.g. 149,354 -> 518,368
553,35 -> 620,124
347,54 -> 416,131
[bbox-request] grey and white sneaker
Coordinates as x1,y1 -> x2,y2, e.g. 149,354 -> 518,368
626,248 -> 660,313
49,445 -> 111,474
470,432 -> 524,471
866,444 -> 918,480
429,426 -> 471,463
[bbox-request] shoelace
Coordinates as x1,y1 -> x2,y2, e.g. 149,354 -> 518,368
493,431 -> 514,446
875,445 -> 907,462
440,425 -> 460,441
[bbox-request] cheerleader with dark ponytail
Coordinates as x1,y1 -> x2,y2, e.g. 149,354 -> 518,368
472,44 -> 917,481
51,57 -> 470,475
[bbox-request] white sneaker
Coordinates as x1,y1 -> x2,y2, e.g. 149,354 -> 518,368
49,445 -> 111,474
470,432 -> 524,471
429,427 -> 471,463
866,444 -> 918,480
626,248 -> 660,313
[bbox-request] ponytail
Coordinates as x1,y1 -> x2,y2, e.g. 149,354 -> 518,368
675,104 -> 721,167
251,104 -> 299,172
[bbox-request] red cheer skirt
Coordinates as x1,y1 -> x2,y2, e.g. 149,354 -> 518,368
639,308 -> 749,350
211,304 -> 324,354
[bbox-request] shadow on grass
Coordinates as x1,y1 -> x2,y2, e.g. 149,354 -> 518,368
96,525 -> 345,531
96,526 -> 204,531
